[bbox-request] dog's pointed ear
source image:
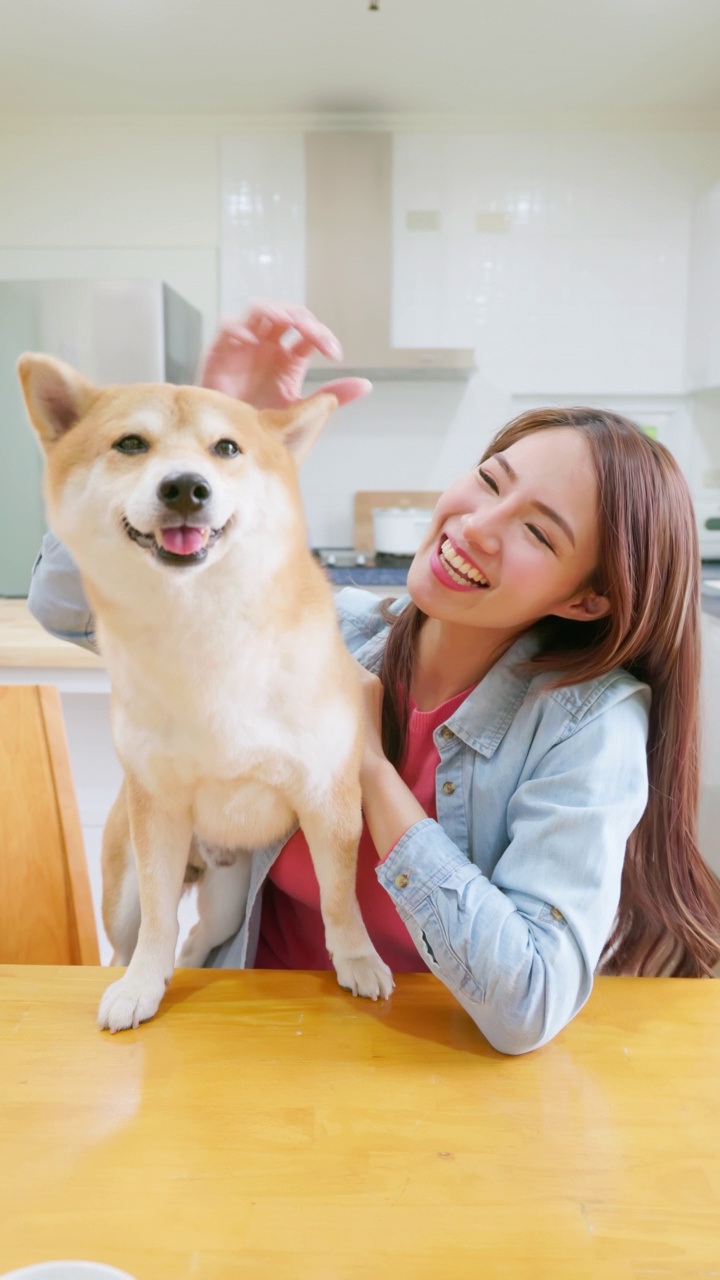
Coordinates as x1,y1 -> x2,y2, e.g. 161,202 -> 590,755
17,353 -> 98,446
260,393 -> 339,465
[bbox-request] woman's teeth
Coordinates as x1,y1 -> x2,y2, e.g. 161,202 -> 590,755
440,538 -> 488,588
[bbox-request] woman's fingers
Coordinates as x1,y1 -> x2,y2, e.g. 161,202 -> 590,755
200,306 -> 364,407
210,321 -> 260,348
245,302 -> 343,360
308,377 -> 373,407
288,337 -> 320,360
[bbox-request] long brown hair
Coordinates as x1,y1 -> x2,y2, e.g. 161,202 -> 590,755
380,407 -> 720,978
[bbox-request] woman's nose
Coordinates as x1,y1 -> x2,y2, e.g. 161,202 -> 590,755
461,511 -> 501,556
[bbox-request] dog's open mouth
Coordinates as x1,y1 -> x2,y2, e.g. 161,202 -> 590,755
122,517 -> 230,565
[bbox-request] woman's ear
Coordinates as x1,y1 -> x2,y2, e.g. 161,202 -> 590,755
551,591 -> 611,623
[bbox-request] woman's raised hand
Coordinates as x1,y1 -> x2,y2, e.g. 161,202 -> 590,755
199,302 -> 372,410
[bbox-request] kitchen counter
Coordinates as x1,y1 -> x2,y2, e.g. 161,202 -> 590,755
0,598 -> 102,669
1,966 -> 719,1278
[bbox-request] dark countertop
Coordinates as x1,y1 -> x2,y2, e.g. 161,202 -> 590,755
324,566 -> 409,587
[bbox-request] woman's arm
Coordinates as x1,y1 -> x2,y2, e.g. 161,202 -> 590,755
358,666 -> 650,1055
27,531 -> 97,651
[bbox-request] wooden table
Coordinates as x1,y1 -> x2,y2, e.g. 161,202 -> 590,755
0,968 -> 718,1280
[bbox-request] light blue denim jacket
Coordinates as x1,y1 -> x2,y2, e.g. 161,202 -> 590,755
29,532 -> 651,1055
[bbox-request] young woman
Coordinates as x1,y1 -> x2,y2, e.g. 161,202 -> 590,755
28,303 -> 720,1055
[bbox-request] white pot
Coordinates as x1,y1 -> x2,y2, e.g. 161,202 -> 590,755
372,507 -> 433,556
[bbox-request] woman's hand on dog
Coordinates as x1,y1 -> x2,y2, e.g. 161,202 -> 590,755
355,660 -> 427,861
200,302 -> 372,410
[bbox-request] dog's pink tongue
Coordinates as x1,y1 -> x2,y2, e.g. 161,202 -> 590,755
159,527 -> 205,556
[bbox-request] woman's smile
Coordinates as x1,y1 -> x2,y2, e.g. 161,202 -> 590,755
431,535 -> 490,591
408,427 -> 605,637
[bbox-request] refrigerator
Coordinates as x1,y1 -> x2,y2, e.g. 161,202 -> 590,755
0,279 -> 203,596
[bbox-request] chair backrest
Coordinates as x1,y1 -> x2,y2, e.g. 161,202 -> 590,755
0,684 -> 100,964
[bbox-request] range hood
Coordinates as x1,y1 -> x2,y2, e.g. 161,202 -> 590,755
303,132 -> 475,381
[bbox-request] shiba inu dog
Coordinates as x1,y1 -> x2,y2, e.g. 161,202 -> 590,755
18,354 -> 394,1032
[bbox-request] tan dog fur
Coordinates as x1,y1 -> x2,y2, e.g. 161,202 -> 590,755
18,355 -> 393,1031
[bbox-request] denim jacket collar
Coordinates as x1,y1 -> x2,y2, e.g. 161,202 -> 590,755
352,595 -> 543,762
447,629 -> 543,759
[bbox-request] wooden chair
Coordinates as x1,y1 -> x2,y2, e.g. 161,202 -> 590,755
0,684 -> 100,964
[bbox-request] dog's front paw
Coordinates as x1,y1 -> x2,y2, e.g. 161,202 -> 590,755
98,973 -> 168,1033
334,953 -> 395,1002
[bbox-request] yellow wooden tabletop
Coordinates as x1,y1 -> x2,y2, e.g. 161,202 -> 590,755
0,967 -> 718,1280
0,599 -> 103,668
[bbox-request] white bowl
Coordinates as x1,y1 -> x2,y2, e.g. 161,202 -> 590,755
0,1264 -> 136,1280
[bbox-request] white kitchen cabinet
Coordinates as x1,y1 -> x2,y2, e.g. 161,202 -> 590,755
392,133 -> 697,396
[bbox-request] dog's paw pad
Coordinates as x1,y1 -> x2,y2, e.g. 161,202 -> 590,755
335,954 -> 395,1002
97,976 -> 165,1033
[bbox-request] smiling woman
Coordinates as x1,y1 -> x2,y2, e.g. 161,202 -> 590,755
25,304 -> 720,1056
376,405 -> 718,990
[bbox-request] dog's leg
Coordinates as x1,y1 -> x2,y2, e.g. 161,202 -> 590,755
98,775 -> 192,1033
101,783 -> 140,966
177,851 -> 253,967
299,790 -> 394,1001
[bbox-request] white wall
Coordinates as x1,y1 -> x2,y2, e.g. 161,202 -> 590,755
1,117 -> 719,546
0,116 -> 221,348
392,132 -> 718,396
687,180 -> 720,393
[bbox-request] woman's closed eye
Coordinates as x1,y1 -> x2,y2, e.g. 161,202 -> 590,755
526,524 -> 555,552
477,466 -> 499,494
477,466 -> 556,553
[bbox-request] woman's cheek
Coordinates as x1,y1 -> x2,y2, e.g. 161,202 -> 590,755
507,541 -> 548,597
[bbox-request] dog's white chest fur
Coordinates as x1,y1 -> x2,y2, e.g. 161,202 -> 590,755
104,604 -> 358,849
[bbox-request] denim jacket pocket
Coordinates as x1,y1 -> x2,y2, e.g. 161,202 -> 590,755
420,903 -> 487,1005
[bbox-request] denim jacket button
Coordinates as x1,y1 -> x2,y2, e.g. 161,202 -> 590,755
394,873 -> 410,889
440,726 -> 454,741
442,780 -> 456,795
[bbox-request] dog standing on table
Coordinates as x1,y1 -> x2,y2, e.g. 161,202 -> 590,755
18,354 -> 394,1032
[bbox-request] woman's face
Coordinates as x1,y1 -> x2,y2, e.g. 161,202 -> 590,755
407,427 -> 609,633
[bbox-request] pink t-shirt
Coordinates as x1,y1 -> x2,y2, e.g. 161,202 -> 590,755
255,685 -> 473,973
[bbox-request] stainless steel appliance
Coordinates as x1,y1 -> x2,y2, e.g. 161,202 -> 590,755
0,279 -> 202,596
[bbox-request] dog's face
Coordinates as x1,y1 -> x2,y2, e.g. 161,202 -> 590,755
18,355 -> 337,589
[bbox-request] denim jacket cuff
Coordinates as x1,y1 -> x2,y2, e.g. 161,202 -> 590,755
375,817 -> 474,915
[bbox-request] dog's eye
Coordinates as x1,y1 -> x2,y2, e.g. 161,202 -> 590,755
212,439 -> 242,459
113,435 -> 149,455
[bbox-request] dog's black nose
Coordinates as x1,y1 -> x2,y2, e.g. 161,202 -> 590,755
157,472 -> 212,517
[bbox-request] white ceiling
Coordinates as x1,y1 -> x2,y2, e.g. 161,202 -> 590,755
1,0 -> 720,124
